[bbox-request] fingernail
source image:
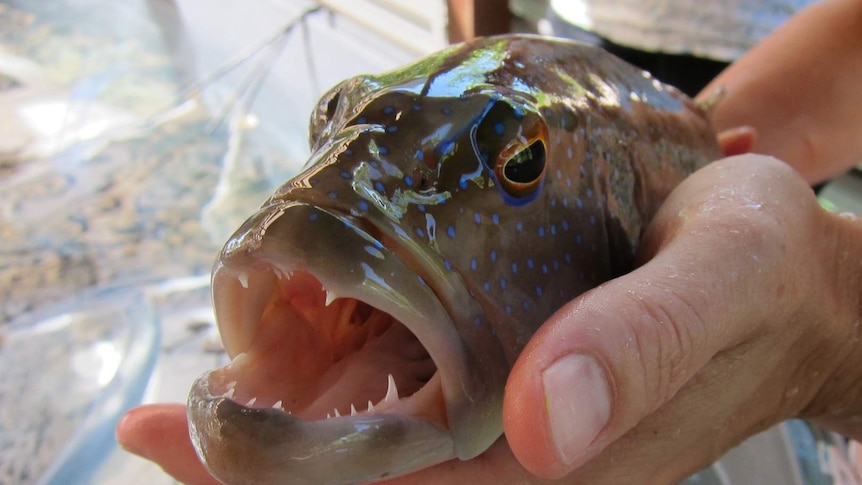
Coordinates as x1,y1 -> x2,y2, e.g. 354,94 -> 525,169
542,354 -> 611,467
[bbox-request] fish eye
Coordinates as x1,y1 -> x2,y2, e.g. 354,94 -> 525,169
495,137 -> 547,198
471,98 -> 548,200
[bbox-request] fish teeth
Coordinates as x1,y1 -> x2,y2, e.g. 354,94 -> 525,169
224,388 -> 235,399
385,374 -> 399,402
334,408 -> 341,417
273,400 -> 283,410
325,290 -> 337,306
238,271 -> 249,289
246,397 -> 257,406
350,403 -> 357,416
367,400 -> 374,412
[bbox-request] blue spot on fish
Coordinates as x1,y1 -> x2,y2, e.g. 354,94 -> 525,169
447,226 -> 456,238
494,121 -> 504,135
492,213 -> 500,225
328,191 -> 338,199
516,221 -> 523,233
383,106 -> 395,114
490,250 -> 497,263
474,212 -> 481,224
374,181 -> 386,193
471,258 -> 478,271
358,200 -> 369,212
404,175 -> 413,186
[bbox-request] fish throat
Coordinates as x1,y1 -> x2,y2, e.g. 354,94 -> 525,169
208,268 -> 444,422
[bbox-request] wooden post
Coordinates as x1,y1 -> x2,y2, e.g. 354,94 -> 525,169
447,0 -> 511,42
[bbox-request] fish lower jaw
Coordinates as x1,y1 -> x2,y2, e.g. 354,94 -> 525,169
188,368 -> 455,485
204,355 -> 447,426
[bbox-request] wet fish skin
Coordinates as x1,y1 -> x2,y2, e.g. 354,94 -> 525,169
188,34 -> 721,484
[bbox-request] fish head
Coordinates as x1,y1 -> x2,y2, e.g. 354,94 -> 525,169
188,35 -> 719,484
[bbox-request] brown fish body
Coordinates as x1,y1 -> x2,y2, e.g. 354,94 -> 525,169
188,35 -> 720,484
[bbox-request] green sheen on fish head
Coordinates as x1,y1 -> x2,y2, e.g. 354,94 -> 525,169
188,35 -> 720,485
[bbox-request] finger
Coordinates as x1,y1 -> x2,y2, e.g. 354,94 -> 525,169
116,404 -> 220,485
852,441 -> 862,479
503,155 -> 820,480
717,125 -> 757,156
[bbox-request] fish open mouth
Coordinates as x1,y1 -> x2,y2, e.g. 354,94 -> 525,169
188,201 -> 464,485
207,269 -> 444,423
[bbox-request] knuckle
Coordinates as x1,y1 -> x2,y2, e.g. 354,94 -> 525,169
621,286 -> 707,408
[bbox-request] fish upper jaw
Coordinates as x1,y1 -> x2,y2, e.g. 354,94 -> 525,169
188,201 -> 475,484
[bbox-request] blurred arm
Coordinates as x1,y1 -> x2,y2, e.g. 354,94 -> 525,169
698,0 -> 862,184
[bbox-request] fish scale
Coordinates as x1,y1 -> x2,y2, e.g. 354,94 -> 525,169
187,34 -> 721,485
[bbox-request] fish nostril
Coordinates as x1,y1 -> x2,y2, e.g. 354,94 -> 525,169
325,92 -> 341,120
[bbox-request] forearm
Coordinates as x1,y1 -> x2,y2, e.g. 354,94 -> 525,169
805,209 -> 862,441
698,0 -> 862,184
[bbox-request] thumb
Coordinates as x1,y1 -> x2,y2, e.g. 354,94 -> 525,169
502,260 -> 721,479
502,155 -> 817,480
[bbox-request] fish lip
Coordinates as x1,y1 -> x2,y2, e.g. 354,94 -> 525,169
189,200 -> 468,483
188,371 -> 455,485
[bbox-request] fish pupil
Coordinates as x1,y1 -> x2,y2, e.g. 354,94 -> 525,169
503,141 -> 545,184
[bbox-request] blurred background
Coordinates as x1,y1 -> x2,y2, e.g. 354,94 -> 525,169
0,1 -> 858,483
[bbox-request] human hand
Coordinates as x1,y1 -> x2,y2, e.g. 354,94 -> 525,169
117,154 -> 862,483
501,153 -> 862,482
